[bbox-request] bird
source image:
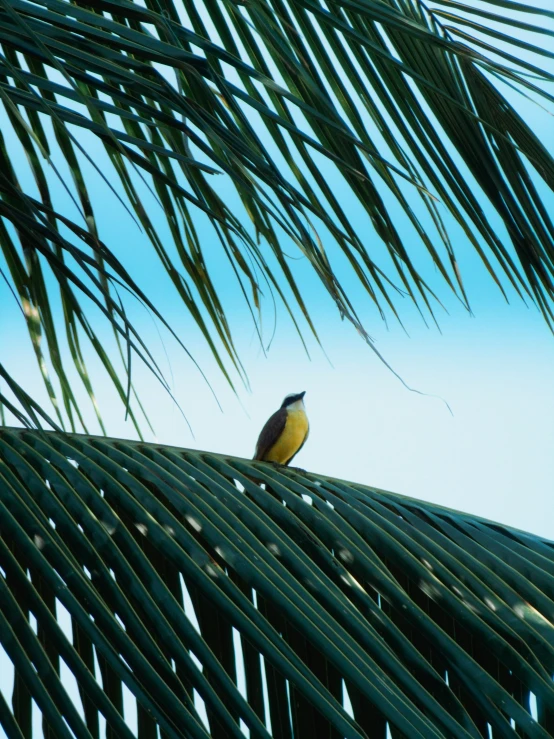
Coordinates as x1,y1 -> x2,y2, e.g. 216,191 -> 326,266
253,391 -> 309,466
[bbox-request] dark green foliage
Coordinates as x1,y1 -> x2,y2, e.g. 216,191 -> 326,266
0,428 -> 553,738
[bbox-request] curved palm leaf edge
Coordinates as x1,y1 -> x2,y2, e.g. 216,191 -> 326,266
0,427 -> 553,739
1,0 -> 554,431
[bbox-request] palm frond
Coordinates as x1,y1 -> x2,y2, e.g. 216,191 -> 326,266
1,0 -> 554,427
0,427 -> 553,738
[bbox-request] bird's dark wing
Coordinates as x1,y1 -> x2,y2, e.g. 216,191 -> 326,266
254,408 -> 287,460
284,425 -> 309,466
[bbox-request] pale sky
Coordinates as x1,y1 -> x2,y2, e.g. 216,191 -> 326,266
1,0 -> 553,542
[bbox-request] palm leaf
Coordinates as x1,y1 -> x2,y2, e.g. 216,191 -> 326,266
1,0 -> 554,427
0,427 -> 553,738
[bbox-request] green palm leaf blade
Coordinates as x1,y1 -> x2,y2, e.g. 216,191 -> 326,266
1,428 -> 553,738
1,0 -> 554,427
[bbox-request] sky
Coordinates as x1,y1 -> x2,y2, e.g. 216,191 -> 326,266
2,30 -> 554,541
2,40 -> 553,540
2,142 -> 553,542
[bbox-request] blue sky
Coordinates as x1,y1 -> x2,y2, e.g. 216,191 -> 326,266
1,0 -> 553,547
3,169 -> 553,541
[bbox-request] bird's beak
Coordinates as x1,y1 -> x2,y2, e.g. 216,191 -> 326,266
299,391 -> 306,399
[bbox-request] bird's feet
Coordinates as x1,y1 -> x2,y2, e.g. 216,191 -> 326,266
266,461 -> 307,474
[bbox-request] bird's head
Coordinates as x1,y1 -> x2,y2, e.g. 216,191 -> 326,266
281,391 -> 306,410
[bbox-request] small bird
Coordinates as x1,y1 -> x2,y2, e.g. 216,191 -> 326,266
254,391 -> 309,466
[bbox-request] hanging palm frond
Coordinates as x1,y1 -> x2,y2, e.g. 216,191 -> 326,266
0,427 -> 553,738
1,0 -> 554,428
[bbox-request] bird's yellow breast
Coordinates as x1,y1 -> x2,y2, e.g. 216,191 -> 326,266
265,409 -> 309,464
